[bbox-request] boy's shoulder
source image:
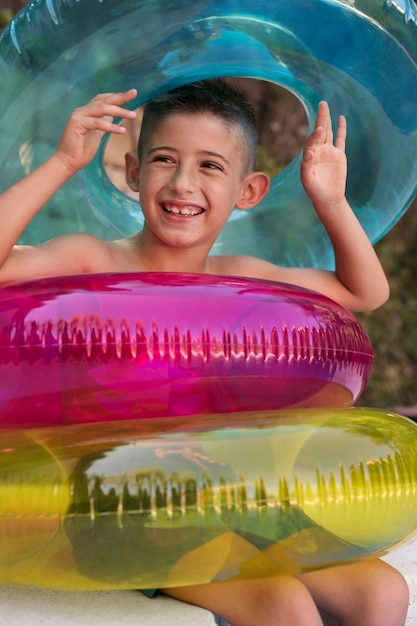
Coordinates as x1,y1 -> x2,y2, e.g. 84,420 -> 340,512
208,253 -> 281,280
37,231 -> 118,274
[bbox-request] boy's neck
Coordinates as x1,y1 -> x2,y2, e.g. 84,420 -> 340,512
129,230 -> 212,275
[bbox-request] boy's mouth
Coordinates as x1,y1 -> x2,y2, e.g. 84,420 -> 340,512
162,202 -> 203,216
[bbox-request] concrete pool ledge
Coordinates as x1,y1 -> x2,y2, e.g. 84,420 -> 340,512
0,539 -> 416,625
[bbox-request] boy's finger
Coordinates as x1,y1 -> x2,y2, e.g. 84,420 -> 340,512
334,116 -> 347,150
304,126 -> 325,152
111,89 -> 138,105
315,101 -> 333,144
93,89 -> 137,103
84,102 -> 137,122
87,91 -> 138,117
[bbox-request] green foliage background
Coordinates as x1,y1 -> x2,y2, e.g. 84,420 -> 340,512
357,203 -> 417,412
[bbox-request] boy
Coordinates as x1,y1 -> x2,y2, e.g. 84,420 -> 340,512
0,80 -> 389,312
0,79 -> 407,625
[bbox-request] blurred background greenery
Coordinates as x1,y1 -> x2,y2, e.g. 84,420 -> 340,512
1,0 -> 416,414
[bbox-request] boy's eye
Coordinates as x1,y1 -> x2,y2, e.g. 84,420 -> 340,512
202,161 -> 223,171
152,155 -> 173,163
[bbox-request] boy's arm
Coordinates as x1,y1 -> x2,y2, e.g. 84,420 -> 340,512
297,101 -> 389,311
233,102 -> 389,312
0,90 -> 137,283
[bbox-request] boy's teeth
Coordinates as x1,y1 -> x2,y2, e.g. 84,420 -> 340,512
165,204 -> 201,215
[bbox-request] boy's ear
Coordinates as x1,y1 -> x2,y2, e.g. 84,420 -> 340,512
125,151 -> 140,192
235,172 -> 270,210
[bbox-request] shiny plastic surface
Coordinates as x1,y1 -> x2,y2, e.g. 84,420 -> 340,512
0,273 -> 373,427
0,408 -> 416,590
0,1 -> 416,269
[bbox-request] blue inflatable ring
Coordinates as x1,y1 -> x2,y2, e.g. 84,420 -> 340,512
0,0 -> 416,269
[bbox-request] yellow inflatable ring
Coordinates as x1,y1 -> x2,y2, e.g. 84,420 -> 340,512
0,408 -> 416,590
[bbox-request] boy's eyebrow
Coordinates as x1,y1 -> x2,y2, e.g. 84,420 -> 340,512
147,146 -> 231,167
201,150 -> 232,167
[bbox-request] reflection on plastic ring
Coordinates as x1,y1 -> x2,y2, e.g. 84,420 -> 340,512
0,273 -> 373,427
0,408 -> 416,590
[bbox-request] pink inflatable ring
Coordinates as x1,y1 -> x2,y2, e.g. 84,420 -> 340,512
0,273 -> 373,428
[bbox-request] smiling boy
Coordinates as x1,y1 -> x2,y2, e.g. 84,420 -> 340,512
0,79 -> 407,625
0,80 -> 389,312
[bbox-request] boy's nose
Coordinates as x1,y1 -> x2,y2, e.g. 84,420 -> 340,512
169,165 -> 196,194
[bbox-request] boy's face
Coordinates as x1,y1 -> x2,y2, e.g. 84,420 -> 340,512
127,112 -> 267,252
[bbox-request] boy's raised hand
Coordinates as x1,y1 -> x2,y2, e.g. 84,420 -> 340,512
300,101 -> 347,212
55,90 -> 137,176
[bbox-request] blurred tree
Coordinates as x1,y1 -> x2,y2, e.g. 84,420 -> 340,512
0,0 -> 25,23
358,200 -> 417,414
